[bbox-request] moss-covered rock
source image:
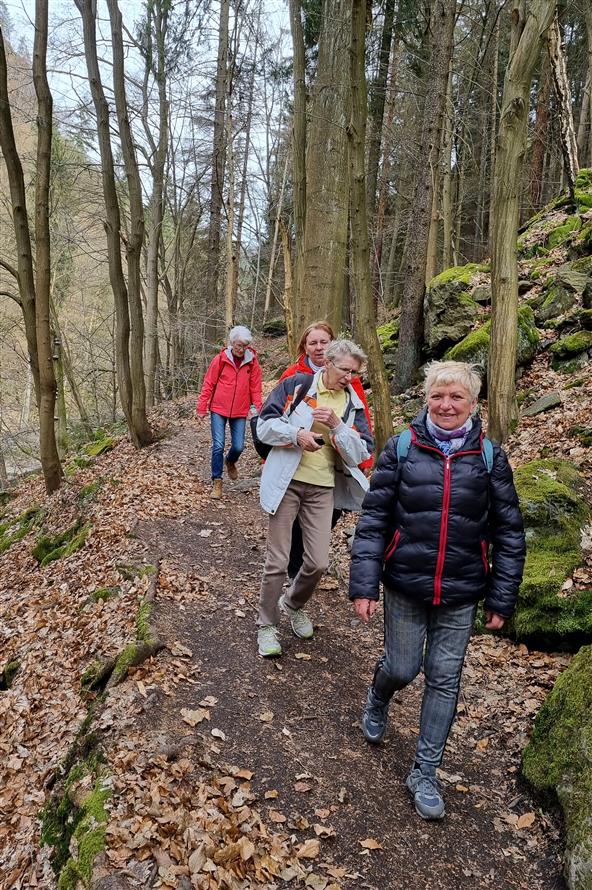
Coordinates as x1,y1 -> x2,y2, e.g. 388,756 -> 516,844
41,756 -> 110,888
550,330 -> 592,358
445,305 -> 539,371
424,273 -> 478,356
548,215 -> 582,250
32,521 -> 91,567
510,460 -> 592,648
0,660 -> 20,690
376,319 -> 399,350
262,316 -> 287,336
0,506 -> 42,554
522,644 -> 592,890
535,284 -> 579,323
83,437 -> 114,458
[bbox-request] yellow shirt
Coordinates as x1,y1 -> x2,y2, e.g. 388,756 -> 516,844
292,377 -> 347,488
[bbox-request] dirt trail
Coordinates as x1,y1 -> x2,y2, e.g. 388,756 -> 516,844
104,411 -> 567,890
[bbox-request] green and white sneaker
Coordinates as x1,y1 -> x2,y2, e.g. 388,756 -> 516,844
279,594 -> 314,640
257,625 -> 282,657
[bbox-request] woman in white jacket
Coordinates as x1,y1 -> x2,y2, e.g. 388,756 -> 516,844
255,340 -> 374,657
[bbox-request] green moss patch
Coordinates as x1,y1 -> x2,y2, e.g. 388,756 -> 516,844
445,305 -> 538,370
83,436 -> 114,458
79,480 -> 102,504
510,460 -> 591,649
32,521 -> 91,566
427,263 -> 483,289
522,644 -> 592,889
0,506 -> 42,554
376,320 -> 399,350
550,331 -> 592,361
90,586 -> 119,603
0,660 -> 20,690
547,215 -> 582,249
41,756 -> 110,888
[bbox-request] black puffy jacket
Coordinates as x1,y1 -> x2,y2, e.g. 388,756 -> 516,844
349,409 -> 525,616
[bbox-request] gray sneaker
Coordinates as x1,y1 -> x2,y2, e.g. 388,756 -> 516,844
279,593 -> 314,639
257,625 -> 282,657
406,768 -> 445,820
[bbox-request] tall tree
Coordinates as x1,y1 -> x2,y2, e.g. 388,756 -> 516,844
75,0 -> 152,447
349,0 -> 392,454
366,0 -> 398,221
0,2 -> 62,493
299,0 -> 352,331
394,0 -> 456,392
548,13 -> 579,196
288,0 -> 306,351
488,0 -> 557,443
205,0 -> 230,351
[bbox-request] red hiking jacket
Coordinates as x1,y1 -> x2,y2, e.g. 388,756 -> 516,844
197,347 -> 263,418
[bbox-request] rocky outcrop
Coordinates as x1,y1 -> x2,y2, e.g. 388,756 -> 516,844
511,459 -> 592,649
423,265 -> 481,355
445,305 -> 539,372
522,644 -> 592,890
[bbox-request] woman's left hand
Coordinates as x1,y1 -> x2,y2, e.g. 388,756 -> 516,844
312,407 -> 340,429
485,610 -> 506,630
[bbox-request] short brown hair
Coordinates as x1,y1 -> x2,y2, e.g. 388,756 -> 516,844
297,322 -> 335,356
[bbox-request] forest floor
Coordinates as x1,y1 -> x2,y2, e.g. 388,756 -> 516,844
2,344 -> 592,890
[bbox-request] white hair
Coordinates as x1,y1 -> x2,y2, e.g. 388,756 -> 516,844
423,360 -> 482,401
228,325 -> 252,344
325,338 -> 367,366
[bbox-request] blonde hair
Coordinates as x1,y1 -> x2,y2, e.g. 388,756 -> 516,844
297,322 -> 335,355
423,360 -> 482,401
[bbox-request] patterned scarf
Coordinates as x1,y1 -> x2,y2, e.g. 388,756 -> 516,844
426,414 -> 473,455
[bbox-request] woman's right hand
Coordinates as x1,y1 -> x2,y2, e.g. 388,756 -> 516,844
297,429 -> 324,452
353,598 -> 378,622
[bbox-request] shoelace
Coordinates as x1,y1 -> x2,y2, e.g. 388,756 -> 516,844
416,775 -> 441,799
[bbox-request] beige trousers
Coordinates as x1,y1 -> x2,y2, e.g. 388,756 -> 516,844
257,480 -> 334,627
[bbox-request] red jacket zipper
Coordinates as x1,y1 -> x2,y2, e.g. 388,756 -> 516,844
384,529 -> 400,561
412,436 -> 484,605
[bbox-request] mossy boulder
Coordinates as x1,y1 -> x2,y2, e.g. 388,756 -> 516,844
32,521 -> 91,566
550,331 -> 592,371
535,284 -> 578,323
424,270 -> 478,356
547,215 -> 582,249
262,316 -> 287,336
445,305 -> 539,372
510,460 -> 592,649
522,644 -> 592,890
83,436 -> 114,458
0,506 -> 42,554
377,319 -> 399,350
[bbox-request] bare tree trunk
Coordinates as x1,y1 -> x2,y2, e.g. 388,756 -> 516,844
205,0 -> 230,349
33,0 -> 62,490
548,13 -> 579,197
225,111 -> 235,328
488,0 -> 557,444
263,151 -> 289,320
576,6 -> 592,167
530,45 -> 552,210
107,0 -> 152,444
280,219 -> 294,350
74,0 -> 141,446
349,0 -> 392,455
425,177 -> 440,285
301,0 -> 352,331
395,0 -> 456,393
142,0 -> 169,408
488,15 -> 499,252
288,0 -> 306,346
366,0 -> 397,220
442,65 -> 454,270
0,10 -> 62,493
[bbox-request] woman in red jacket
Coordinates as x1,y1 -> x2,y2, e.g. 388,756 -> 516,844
197,325 -> 262,499
279,322 -> 374,577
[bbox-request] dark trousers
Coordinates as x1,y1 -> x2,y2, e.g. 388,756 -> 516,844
288,509 -> 342,579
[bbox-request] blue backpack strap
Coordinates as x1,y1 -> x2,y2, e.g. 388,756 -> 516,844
481,436 -> 493,473
396,427 -> 412,463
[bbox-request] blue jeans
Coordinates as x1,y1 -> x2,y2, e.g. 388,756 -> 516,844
381,588 -> 476,773
210,413 -> 246,479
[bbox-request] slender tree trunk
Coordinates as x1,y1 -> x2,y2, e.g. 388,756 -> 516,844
54,335 -> 68,457
366,0 -> 397,220
488,15 -> 500,252
225,111 -> 236,328
548,13 -> 579,197
301,0 -> 352,331
349,0 -> 392,455
442,65 -> 454,270
33,0 -> 62,490
74,0 -> 138,444
530,46 -> 552,210
107,0 -> 152,444
263,151 -> 289,320
288,0 -> 306,345
395,0 -> 456,393
425,174 -> 440,285
280,219 -> 294,351
576,6 -> 592,167
205,0 -> 230,350
488,0 -> 557,444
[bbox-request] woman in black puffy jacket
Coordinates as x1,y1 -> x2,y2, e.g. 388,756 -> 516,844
349,360 -> 525,822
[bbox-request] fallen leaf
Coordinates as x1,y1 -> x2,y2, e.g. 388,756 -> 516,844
264,790 -> 278,799
294,781 -> 313,793
180,707 -> 209,726
305,875 -> 328,890
268,809 -> 287,823
258,710 -> 274,722
199,695 -> 218,707
475,737 -> 490,751
516,812 -> 536,829
234,768 -> 254,780
455,784 -> 470,793
359,838 -> 382,850
211,727 -> 225,740
170,641 -> 193,657
314,823 -> 336,838
314,808 -> 330,820
295,652 -> 311,661
199,528 -> 213,537
296,838 -> 321,859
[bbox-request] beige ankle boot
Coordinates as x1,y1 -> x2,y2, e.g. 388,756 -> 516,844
211,479 -> 223,499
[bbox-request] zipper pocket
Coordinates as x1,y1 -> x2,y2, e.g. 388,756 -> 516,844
480,539 -> 489,574
384,529 -> 400,562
